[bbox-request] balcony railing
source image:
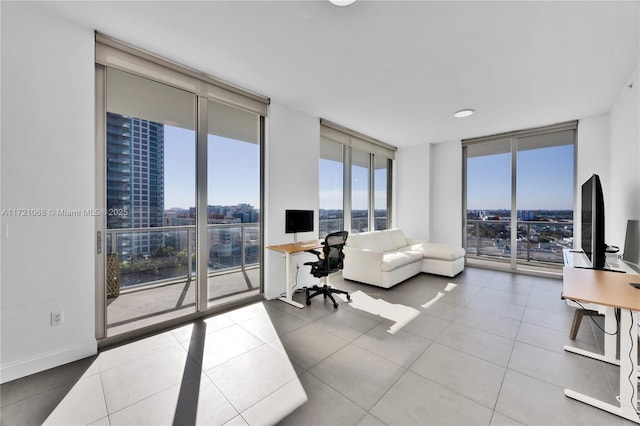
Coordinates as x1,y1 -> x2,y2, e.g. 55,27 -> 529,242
106,223 -> 260,290
318,216 -> 388,238
465,219 -> 573,265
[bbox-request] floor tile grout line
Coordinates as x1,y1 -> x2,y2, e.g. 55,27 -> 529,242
488,307 -> 524,424
304,356 -> 408,419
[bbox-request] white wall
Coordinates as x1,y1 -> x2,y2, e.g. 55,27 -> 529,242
264,102 -> 320,299
1,3 -> 97,383
429,141 -> 463,246
575,63 -> 640,250
608,64 -> 640,248
395,144 -> 430,240
576,114 -> 611,247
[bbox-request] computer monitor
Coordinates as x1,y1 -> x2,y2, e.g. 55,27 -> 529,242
623,219 -> 640,271
285,210 -> 314,234
581,174 -> 606,269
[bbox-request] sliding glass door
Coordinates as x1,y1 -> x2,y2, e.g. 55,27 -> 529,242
465,139 -> 512,262
515,131 -> 574,265
463,123 -> 576,271
98,66 -> 264,339
104,68 -> 198,336
206,100 -> 261,307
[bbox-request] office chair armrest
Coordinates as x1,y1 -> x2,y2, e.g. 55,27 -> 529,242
305,249 -> 321,258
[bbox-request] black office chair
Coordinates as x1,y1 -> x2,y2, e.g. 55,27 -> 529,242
304,231 -> 351,308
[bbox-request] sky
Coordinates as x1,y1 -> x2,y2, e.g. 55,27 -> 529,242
466,144 -> 574,210
164,123 -> 387,212
163,125 -> 260,209
319,158 -> 388,210
157,125 -> 572,212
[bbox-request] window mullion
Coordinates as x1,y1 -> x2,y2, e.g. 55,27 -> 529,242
369,153 -> 375,232
196,96 -> 208,311
344,146 -> 352,234
510,138 -> 518,270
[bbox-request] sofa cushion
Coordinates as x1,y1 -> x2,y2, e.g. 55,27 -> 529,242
346,232 -> 380,251
422,243 -> 466,261
381,250 -> 422,272
387,229 -> 408,249
376,231 -> 397,252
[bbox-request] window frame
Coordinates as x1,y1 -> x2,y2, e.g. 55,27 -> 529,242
95,33 -> 268,343
320,120 -> 396,235
462,120 -> 577,271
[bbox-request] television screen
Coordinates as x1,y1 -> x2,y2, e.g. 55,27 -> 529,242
581,174 -> 605,269
285,210 -> 314,234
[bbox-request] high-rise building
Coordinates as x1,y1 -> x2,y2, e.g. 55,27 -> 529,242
106,112 -> 164,257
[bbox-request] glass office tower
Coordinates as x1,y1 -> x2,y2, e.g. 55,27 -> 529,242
106,112 -> 165,257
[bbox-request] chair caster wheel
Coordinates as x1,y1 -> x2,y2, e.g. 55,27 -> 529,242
306,300 -> 311,306
333,303 -> 338,309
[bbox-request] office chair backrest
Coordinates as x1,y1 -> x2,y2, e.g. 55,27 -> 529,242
323,231 -> 348,272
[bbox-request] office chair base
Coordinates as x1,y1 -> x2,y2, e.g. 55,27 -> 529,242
305,284 -> 350,308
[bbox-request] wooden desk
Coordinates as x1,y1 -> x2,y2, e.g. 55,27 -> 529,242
267,240 -> 322,308
563,249 -> 638,364
562,266 -> 640,423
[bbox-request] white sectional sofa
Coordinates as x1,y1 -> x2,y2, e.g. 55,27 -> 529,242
342,228 -> 465,288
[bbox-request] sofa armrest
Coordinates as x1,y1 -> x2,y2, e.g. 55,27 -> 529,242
342,247 -> 384,284
343,247 -> 383,266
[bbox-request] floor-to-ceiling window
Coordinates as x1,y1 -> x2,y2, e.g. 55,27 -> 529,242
103,67 -> 198,336
374,155 -> 391,231
464,139 -> 512,261
207,100 -> 261,307
319,139 -> 344,238
96,35 -> 268,341
319,120 -> 395,236
351,149 -> 370,233
463,122 -> 576,271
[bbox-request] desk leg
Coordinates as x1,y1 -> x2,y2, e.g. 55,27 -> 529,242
618,309 -> 639,422
277,252 -> 304,309
564,306 -> 618,365
565,309 -> 639,424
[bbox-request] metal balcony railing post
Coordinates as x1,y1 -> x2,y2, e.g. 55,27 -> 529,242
111,230 -> 117,257
241,224 -> 246,272
475,222 -> 479,256
188,228 -> 194,279
526,223 -> 531,262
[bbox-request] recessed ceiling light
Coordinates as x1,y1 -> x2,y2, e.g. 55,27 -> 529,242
329,0 -> 357,6
454,109 -> 475,118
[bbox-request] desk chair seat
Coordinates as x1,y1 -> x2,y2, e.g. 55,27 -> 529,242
304,231 -> 351,308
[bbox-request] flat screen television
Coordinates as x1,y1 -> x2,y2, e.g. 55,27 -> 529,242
581,174 -> 606,269
285,210 -> 314,234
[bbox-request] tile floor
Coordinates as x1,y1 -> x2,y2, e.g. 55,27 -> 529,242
1,267 -> 637,425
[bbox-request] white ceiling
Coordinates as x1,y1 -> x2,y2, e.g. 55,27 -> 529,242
45,0 -> 639,148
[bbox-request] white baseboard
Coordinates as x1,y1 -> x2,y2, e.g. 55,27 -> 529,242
0,341 -> 97,384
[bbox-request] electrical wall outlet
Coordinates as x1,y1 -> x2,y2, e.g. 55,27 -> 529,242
51,311 -> 64,326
